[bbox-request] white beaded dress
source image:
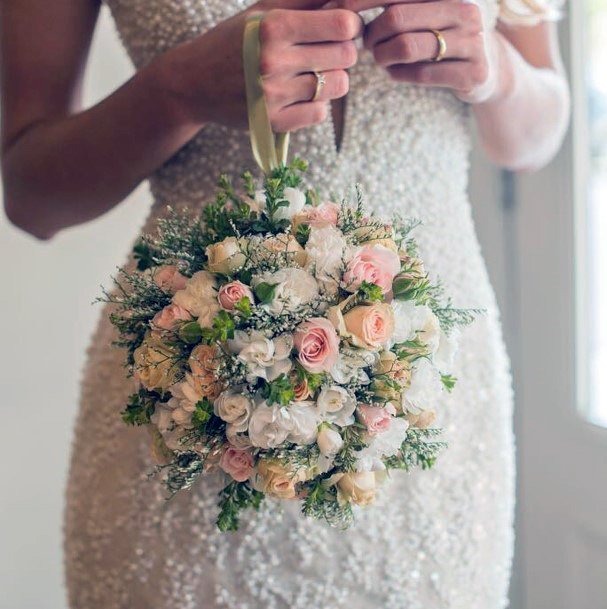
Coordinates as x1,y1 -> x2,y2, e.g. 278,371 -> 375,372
63,1 -> 557,607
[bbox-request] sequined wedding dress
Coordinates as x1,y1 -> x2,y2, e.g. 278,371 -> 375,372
63,1 -> 554,607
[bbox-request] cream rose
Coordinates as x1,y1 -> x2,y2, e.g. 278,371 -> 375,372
133,334 -> 180,392
206,237 -> 247,275
343,303 -> 395,350
253,459 -> 308,500
337,471 -> 379,506
188,344 -> 223,400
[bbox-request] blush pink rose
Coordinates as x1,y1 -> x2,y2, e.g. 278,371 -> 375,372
304,202 -> 340,228
294,317 -> 340,373
358,404 -> 394,435
152,304 -> 191,331
219,446 -> 254,482
218,281 -> 254,311
153,265 -> 188,293
342,245 -> 401,294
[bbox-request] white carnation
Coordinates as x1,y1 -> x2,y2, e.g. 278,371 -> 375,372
356,418 -> 409,471
305,225 -> 348,294
403,359 -> 443,414
273,187 -> 306,221
330,347 -> 378,385
172,271 -> 220,328
253,268 -> 319,315
433,328 -> 460,371
317,386 -> 357,427
286,401 -> 320,445
391,301 -> 441,354
248,402 -> 292,449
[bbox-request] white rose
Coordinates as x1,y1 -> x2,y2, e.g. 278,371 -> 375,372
248,402 -> 292,449
273,187 -> 306,221
214,391 -> 253,431
286,401 -> 320,445
172,271 -> 220,328
356,417 -> 409,471
253,268 -> 319,315
317,426 -> 344,456
317,385 -> 357,427
228,330 -> 293,382
305,225 -> 348,294
403,359 -> 443,414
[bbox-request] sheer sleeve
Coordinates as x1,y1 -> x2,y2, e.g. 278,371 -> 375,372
498,0 -> 564,26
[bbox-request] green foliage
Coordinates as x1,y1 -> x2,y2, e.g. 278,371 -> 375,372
254,282 -> 278,305
383,428 -> 447,472
333,425 -> 368,472
440,374 -> 457,392
133,241 -> 156,271
301,479 -> 354,529
263,374 -> 295,407
121,389 -> 158,426
358,281 -> 384,302
234,296 -> 252,318
200,310 -> 236,343
217,482 -> 265,532
178,321 -> 203,344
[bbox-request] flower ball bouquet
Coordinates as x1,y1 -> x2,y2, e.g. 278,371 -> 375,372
101,16 -> 478,532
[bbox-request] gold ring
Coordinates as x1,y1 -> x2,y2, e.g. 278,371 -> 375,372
430,30 -> 447,63
311,71 -> 326,102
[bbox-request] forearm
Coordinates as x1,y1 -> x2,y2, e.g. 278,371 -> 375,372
2,56 -> 203,240
472,31 -> 570,172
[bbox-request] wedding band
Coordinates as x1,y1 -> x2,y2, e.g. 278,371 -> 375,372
430,29 -> 447,63
311,71 -> 326,102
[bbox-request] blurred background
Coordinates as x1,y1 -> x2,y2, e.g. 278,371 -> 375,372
1,1 -> 606,608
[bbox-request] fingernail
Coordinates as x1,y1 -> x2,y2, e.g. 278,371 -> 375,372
324,1 -> 338,8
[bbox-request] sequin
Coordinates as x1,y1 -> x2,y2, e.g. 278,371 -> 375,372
64,1 -> 515,608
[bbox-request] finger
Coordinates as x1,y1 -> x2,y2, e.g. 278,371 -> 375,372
365,3 -> 468,49
264,70 -> 349,106
373,30 -> 472,67
288,40 -> 358,73
260,9 -> 363,45
335,0 -> 450,11
271,101 -> 329,132
386,60 -> 488,93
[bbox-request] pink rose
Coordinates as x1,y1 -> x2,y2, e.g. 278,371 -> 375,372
152,304 -> 191,331
218,281 -> 254,311
219,446 -> 254,482
342,245 -> 401,294
305,202 -> 340,228
153,265 -> 188,293
294,317 -> 340,373
358,404 -> 394,435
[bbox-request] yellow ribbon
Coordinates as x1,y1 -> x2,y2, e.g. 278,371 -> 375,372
243,14 -> 290,174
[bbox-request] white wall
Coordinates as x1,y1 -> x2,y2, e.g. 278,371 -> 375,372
0,7 -> 517,609
0,8 -> 150,609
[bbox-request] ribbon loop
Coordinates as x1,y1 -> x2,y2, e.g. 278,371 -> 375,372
243,14 -> 290,174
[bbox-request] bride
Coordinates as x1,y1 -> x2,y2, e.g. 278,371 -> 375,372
2,0 -> 568,607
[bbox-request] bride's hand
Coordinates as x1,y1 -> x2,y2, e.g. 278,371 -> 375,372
160,0 -> 362,132
335,0 -> 500,104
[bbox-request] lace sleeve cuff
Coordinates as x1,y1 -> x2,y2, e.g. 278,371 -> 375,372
498,0 -> 564,26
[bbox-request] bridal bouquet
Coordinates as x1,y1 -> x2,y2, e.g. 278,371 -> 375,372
103,158 -> 478,531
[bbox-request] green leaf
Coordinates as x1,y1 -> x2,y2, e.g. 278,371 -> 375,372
132,241 -> 156,271
263,374 -> 295,406
178,321 -> 203,344
254,282 -> 278,305
234,296 -> 252,318
121,390 -> 157,426
440,373 -> 457,392
216,482 -> 265,532
358,281 -> 384,302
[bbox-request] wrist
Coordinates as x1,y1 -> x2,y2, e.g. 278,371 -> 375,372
476,31 -> 518,106
143,42 -> 211,130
